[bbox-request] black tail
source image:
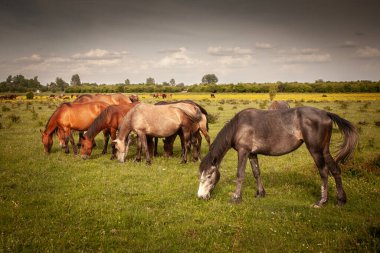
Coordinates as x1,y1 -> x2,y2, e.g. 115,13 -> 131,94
327,112 -> 358,164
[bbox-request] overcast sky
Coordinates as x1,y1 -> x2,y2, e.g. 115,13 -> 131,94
0,0 -> 379,85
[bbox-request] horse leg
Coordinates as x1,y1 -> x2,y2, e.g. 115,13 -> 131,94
180,130 -> 191,164
309,151 -> 329,207
102,129 -> 110,154
154,137 -> 158,157
231,149 -> 249,203
77,131 -> 84,148
139,133 -> 151,165
68,131 -> 78,155
110,128 -> 117,160
192,131 -> 202,162
248,154 -> 266,198
147,136 -> 154,158
64,134 -> 70,153
134,135 -> 142,162
324,153 -> 346,206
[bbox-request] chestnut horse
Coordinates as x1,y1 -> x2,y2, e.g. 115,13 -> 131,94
113,103 -> 202,164
154,100 -> 210,161
79,103 -> 138,159
73,93 -> 138,104
197,107 -> 358,207
268,100 -> 290,110
40,102 -> 110,154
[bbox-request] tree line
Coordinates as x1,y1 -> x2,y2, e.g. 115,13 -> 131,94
0,74 -> 379,93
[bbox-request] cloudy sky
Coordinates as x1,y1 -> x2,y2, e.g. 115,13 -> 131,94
0,0 -> 379,85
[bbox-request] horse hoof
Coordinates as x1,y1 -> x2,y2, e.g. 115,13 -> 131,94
230,197 -> 242,204
255,191 -> 266,198
311,204 -> 322,208
134,159 -> 141,163
110,155 -> 116,160
180,160 -> 187,164
146,161 -> 152,166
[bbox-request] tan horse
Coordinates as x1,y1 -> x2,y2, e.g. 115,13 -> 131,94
73,93 -> 138,104
113,103 -> 202,164
40,102 -> 109,154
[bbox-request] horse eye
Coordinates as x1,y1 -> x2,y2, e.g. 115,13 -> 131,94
207,175 -> 212,179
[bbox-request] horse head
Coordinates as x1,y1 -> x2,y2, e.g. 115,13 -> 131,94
197,156 -> 220,200
113,138 -> 126,162
80,135 -> 93,159
40,129 -> 53,153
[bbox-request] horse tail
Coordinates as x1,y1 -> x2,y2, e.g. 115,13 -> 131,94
327,112 -> 358,164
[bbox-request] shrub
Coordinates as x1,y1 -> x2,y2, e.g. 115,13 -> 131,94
207,113 -> 220,124
8,114 -> 20,123
2,106 -> 10,112
26,92 -> 34,100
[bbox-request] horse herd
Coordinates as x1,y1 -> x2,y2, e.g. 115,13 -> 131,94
40,94 -> 358,207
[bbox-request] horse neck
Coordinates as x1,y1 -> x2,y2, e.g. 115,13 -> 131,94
44,110 -> 59,136
208,116 -> 238,166
85,113 -> 108,140
117,117 -> 132,141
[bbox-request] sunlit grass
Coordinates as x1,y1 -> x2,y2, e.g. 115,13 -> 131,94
0,94 -> 379,252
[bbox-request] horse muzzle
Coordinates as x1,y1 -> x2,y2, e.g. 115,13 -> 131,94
81,154 -> 90,160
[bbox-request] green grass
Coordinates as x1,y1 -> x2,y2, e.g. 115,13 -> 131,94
0,96 -> 379,252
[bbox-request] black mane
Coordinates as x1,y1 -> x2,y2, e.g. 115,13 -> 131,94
85,106 -> 113,139
199,113 -> 239,172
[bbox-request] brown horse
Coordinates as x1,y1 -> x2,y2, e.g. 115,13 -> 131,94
73,93 -> 137,104
40,102 -> 110,154
113,103 -> 202,164
79,103 -> 139,159
197,107 -> 358,207
154,100 -> 211,161
268,100 -> 290,110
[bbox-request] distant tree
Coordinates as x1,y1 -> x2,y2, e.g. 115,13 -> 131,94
162,81 -> 169,86
269,84 -> 278,101
56,77 -> 69,91
70,74 -> 81,86
6,75 -> 12,83
170,78 -> 176,86
202,74 -> 218,84
116,85 -> 124,92
125,79 -> 130,85
176,82 -> 185,87
146,77 -> 155,85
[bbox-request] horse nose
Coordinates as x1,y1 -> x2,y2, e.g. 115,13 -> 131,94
81,154 -> 89,160
197,193 -> 210,200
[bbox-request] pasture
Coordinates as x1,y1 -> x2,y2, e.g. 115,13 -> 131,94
0,93 -> 379,252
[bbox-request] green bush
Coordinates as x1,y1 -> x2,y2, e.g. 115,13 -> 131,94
26,92 -> 34,100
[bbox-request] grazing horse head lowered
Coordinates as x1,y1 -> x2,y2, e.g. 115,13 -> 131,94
197,106 -> 358,207
113,102 -> 202,165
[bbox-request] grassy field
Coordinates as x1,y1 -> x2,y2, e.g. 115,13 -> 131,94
0,93 -> 379,252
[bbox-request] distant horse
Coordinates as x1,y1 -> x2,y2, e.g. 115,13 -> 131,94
154,100 -> 210,161
79,103 -> 138,159
40,102 -> 110,154
73,93 -> 135,105
113,103 -> 202,164
268,100 -> 290,110
197,107 -> 358,207
211,94 -> 216,98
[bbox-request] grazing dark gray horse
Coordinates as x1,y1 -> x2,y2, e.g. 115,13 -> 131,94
197,106 -> 358,207
268,100 -> 290,110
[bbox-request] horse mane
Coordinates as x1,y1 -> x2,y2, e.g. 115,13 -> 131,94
200,113 -> 239,172
44,103 -> 71,134
85,106 -> 113,139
